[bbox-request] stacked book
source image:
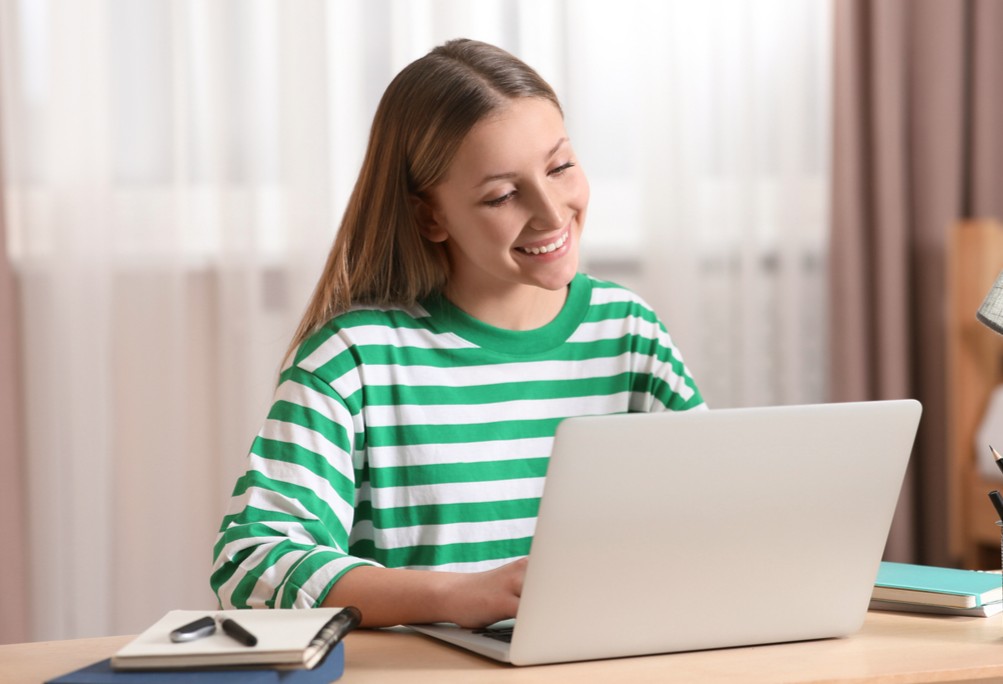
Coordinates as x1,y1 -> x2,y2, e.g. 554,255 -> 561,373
870,562 -> 1003,617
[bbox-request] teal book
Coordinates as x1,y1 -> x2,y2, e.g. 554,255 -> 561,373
871,562 -> 1003,609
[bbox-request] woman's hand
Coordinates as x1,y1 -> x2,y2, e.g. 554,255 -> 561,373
322,557 -> 528,628
442,557 -> 527,628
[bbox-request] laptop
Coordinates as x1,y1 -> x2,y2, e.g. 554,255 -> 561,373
409,400 -> 922,666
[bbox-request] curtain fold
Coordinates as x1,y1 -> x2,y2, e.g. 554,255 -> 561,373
831,0 -> 1003,565
0,124 -> 29,643
970,0 -> 1003,217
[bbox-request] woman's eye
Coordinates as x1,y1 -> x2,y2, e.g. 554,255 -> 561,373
482,163 -> 574,207
484,191 -> 516,207
549,161 -> 575,176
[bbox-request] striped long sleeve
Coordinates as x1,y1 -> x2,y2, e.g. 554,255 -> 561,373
211,273 -> 705,609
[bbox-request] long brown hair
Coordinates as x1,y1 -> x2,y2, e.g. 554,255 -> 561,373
285,39 -> 562,362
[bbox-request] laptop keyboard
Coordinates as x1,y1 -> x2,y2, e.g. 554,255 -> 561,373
473,626 -> 514,643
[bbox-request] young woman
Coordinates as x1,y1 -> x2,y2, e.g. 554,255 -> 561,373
211,38 -> 705,628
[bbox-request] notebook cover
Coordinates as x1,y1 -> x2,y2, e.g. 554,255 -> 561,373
45,642 -> 344,684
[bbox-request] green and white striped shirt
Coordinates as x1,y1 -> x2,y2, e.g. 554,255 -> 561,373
211,274 -> 704,609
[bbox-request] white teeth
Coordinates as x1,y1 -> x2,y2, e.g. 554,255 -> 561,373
520,232 -> 568,255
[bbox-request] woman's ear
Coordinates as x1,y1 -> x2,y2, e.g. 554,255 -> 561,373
411,194 -> 448,243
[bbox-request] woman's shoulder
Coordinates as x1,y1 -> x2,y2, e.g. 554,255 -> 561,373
579,273 -> 658,313
327,301 -> 433,330
289,301 -> 437,367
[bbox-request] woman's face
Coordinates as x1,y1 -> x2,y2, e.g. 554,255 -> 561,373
421,97 -> 590,317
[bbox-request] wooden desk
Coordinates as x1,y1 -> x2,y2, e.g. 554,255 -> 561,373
5,611 -> 1003,683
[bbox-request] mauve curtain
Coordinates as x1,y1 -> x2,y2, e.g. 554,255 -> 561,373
831,0 -> 1003,565
0,128 -> 29,643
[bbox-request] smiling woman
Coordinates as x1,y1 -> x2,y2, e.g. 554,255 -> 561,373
210,38 -> 705,629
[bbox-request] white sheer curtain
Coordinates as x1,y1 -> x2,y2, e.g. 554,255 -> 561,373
570,1 -> 832,407
0,0 -> 830,641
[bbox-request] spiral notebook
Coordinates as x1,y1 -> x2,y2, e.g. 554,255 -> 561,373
111,608 -> 351,671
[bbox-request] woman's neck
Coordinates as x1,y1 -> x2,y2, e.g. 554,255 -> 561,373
442,282 -> 569,331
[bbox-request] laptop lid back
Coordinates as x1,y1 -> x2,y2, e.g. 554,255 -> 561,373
508,400 -> 921,665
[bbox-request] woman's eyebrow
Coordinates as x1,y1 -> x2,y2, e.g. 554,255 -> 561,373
546,137 -> 568,158
474,138 -> 569,188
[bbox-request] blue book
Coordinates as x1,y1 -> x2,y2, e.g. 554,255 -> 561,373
45,642 -> 344,684
872,562 -> 1003,609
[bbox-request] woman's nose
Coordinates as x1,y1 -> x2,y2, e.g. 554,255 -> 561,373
528,185 -> 565,231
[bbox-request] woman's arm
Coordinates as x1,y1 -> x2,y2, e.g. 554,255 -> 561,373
212,364 -> 376,610
322,557 -> 527,628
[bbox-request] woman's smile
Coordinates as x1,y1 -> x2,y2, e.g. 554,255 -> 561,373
515,230 -> 570,256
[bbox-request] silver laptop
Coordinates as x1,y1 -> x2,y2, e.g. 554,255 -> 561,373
410,400 -> 922,666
